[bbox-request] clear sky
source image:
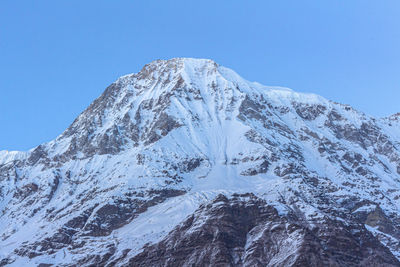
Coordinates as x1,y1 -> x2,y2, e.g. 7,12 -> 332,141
1,1 -> 400,151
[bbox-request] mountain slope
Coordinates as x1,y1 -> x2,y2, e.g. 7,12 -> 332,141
1,58 -> 400,266
130,194 -> 399,267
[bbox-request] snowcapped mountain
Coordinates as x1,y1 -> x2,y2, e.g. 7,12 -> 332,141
1,58 -> 400,266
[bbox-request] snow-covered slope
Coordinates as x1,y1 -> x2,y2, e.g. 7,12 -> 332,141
1,58 -> 400,266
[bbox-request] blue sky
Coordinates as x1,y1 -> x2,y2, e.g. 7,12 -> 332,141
1,1 -> 400,150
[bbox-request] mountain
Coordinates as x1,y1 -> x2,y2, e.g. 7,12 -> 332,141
1,58 -> 400,266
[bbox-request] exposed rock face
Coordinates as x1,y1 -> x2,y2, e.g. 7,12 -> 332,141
1,58 -> 400,266
14,189 -> 186,260
129,194 -> 400,267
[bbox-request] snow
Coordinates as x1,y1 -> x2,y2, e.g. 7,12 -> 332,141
0,150 -> 27,165
1,58 -> 400,264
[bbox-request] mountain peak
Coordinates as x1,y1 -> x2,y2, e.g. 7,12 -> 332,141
115,58 -> 298,99
129,57 -> 219,82
47,58 -> 325,161
2,58 -> 400,266
145,57 -> 218,70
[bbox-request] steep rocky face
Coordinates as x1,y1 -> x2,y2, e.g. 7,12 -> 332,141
129,194 -> 399,267
0,58 -> 400,266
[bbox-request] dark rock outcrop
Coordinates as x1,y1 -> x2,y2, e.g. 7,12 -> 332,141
129,194 -> 400,267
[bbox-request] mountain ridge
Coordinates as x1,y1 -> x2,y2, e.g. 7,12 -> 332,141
1,58 -> 400,266
2,57 -> 397,157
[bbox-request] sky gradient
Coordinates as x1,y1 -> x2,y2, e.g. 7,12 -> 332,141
1,1 -> 400,150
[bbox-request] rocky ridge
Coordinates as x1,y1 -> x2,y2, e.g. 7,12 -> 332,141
0,58 -> 400,266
